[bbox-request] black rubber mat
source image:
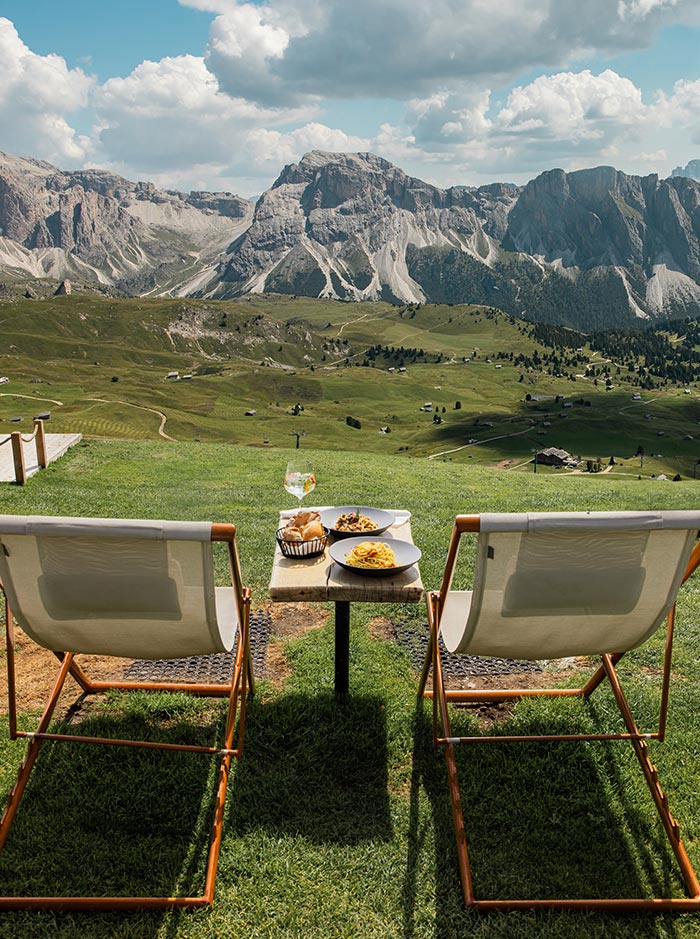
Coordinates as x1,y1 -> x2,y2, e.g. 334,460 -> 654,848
124,609 -> 272,683
393,622 -> 542,677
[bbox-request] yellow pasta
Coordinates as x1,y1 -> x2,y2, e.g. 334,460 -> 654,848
345,541 -> 396,569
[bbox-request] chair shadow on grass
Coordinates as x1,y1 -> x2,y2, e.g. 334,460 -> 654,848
402,699 -> 686,939
225,691 -> 392,846
0,706 -> 227,933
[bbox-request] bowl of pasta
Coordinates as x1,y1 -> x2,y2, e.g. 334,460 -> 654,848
319,506 -> 395,539
328,535 -> 421,577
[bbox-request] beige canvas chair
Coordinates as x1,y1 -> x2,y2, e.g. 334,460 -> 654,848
0,514 -> 254,911
419,510 -> 700,912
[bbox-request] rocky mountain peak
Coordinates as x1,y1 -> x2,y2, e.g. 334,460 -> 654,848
672,159 -> 700,181
215,150 -> 520,303
0,150 -> 253,295
2,147 -> 700,328
0,151 -> 57,179
272,149 -> 398,189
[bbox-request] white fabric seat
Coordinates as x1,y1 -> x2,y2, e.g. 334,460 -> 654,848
439,511 -> 700,661
0,514 -> 239,659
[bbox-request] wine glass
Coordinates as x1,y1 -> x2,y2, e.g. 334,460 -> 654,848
284,460 -> 316,505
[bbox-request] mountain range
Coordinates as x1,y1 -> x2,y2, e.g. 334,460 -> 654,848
2,148 -> 700,329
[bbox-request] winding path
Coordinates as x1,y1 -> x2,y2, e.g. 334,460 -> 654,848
337,311 -> 374,336
428,426 -> 534,460
0,392 -> 64,406
86,398 -> 176,441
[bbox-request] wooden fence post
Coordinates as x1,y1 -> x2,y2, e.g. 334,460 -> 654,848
34,419 -> 47,469
10,433 -> 26,485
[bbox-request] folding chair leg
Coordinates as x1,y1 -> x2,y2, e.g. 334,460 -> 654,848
417,629 -> 433,699
443,742 -> 474,907
4,599 -> 17,740
602,653 -> 700,899
0,651 -> 74,851
581,652 -> 624,697
0,606 -> 253,909
432,615 -> 474,906
203,588 -> 252,904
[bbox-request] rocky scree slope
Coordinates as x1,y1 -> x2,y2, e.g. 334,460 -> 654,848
205,153 -> 700,328
0,151 -> 253,295
208,150 -> 516,305
3,149 -> 700,328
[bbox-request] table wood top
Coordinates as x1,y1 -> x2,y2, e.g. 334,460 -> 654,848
269,510 -> 424,603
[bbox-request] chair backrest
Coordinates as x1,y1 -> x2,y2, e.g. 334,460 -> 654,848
440,511 -> 700,660
0,515 -> 238,659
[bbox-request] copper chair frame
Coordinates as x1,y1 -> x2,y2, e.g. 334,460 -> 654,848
0,522 -> 254,911
419,514 -> 700,912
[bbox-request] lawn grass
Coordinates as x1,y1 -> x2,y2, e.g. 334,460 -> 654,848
1,440 -> 700,937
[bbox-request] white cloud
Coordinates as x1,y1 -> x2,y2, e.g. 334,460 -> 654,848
408,91 -> 493,145
497,70 -> 646,140
92,54 -> 313,173
369,69 -> 684,186
657,79 -> 700,144
205,2 -> 316,106
618,0 -> 679,20
89,52 -> 366,194
0,17 -> 92,163
178,0 -> 238,11
200,0 -> 700,106
246,123 -> 369,174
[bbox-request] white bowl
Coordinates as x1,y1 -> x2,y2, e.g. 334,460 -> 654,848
319,506 -> 396,539
329,535 -> 421,577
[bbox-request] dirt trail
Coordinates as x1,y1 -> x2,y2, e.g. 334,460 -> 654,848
428,426 -> 533,460
337,311 -> 374,336
0,392 -> 64,406
86,398 -> 176,441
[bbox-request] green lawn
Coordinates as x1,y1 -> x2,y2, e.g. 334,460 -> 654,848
1,440 -> 700,937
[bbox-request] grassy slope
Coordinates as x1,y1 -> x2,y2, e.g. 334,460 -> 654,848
1,441 -> 700,936
3,295 -> 700,477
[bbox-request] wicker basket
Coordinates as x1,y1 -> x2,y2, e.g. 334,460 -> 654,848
276,527 -> 329,559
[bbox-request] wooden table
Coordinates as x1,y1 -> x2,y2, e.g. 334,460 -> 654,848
269,510 -> 423,694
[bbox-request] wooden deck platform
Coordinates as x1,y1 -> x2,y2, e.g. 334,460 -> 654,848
0,433 -> 82,483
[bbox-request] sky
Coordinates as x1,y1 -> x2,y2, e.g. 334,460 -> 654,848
1,0 -> 700,198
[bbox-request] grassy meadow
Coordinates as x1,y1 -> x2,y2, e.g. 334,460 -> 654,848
1,440 -> 700,936
3,293 -> 700,478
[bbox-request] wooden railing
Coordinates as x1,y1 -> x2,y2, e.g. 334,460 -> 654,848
0,419 -> 48,485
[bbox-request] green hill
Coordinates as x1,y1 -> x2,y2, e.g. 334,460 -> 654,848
2,293 -> 700,478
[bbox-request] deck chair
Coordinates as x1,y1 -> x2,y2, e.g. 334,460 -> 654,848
0,514 -> 254,911
419,510 -> 700,912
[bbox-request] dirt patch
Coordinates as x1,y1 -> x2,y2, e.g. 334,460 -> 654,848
263,643 -> 293,690
1,627 -> 131,717
268,601 -> 329,638
447,674 -> 557,727
368,616 -> 395,641
640,664 -> 683,682
263,601 -> 330,688
442,669 -> 582,694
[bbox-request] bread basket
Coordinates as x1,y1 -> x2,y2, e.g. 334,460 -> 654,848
276,526 -> 329,559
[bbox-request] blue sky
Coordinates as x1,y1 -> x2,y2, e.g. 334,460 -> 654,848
1,0 -> 699,196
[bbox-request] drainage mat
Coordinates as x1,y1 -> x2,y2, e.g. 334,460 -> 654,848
393,622 -> 542,677
125,609 -> 272,683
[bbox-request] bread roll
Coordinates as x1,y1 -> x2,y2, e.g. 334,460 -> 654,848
302,520 -> 324,541
282,528 -> 303,542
